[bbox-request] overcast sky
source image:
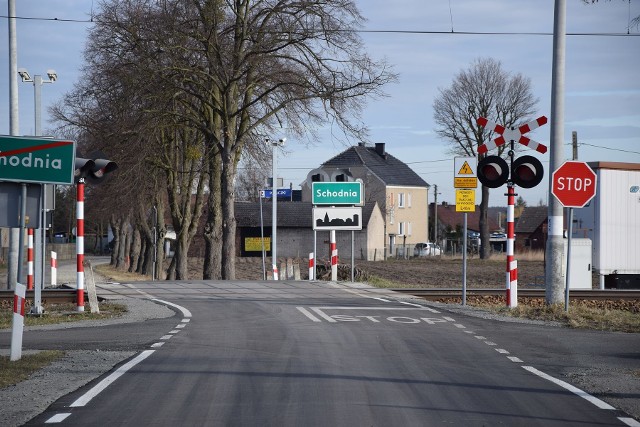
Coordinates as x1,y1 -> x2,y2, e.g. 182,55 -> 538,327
2,0 -> 639,206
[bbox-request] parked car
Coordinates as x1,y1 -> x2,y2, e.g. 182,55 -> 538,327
414,242 -> 441,257
490,232 -> 507,239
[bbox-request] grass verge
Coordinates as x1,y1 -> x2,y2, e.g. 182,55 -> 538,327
0,350 -> 64,389
0,302 -> 128,330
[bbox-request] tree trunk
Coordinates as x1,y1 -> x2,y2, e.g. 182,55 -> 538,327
109,214 -> 121,266
203,150 -> 223,280
128,227 -> 141,273
221,148 -> 237,280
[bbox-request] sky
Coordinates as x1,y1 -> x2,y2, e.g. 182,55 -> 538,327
1,0 -> 639,207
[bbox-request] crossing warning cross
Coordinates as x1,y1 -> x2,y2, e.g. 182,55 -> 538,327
477,116 -> 548,154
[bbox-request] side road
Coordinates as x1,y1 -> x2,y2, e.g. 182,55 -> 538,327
0,257 -> 175,427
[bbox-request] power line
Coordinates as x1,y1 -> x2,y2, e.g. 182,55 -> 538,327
578,142 -> 640,155
1,15 -> 639,37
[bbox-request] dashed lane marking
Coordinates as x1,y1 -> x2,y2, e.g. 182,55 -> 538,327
45,413 -> 71,423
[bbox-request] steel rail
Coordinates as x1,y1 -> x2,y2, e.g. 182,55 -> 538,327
391,288 -> 640,301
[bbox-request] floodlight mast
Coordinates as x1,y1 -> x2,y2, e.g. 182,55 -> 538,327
268,138 -> 286,280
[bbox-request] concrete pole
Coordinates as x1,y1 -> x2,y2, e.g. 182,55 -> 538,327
7,0 -> 20,290
546,0 -> 567,305
271,141 -> 278,280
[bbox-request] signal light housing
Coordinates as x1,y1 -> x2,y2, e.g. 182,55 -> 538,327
477,155 -> 509,188
512,155 -> 544,189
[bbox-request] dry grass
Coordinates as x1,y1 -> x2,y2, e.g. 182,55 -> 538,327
0,301 -> 128,330
0,350 -> 64,389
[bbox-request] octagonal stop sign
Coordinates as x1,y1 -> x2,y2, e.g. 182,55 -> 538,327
552,161 -> 597,207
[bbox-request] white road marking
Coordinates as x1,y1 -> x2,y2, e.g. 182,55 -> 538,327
373,297 -> 391,302
464,330 -> 475,334
45,413 -> 71,423
496,349 -> 510,354
310,307 -> 337,322
151,298 -> 192,318
176,324 -> 186,329
70,350 -> 155,407
399,301 -> 424,308
442,316 -> 455,322
454,324 -> 466,329
169,330 -> 180,334
160,335 -> 173,340
151,342 -> 165,348
522,366 -> 616,410
507,356 -> 523,363
474,336 -> 487,340
484,341 -> 497,346
619,417 -> 640,427
181,318 -> 190,323
296,307 -> 322,322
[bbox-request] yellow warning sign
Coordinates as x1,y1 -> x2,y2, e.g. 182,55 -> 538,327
454,177 -> 478,188
456,189 -> 476,212
458,161 -> 474,175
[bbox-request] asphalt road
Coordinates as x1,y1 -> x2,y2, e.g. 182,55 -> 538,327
15,279 -> 639,426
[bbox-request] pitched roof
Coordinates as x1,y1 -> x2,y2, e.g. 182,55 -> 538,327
515,206 -> 548,234
235,201 -> 378,228
322,144 -> 428,187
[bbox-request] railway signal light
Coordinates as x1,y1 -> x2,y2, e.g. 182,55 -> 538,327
74,157 -> 118,183
477,155 -> 509,188
511,155 -> 544,189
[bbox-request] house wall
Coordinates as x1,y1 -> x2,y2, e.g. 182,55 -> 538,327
386,186 -> 429,244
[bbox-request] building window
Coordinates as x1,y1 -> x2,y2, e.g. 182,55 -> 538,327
398,222 -> 405,236
408,222 -> 412,236
398,193 -> 405,208
408,193 -> 412,208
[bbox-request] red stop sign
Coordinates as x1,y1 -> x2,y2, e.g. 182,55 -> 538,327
552,161 -> 597,207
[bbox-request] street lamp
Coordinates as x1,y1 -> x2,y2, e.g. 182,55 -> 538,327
268,138 -> 286,280
19,68 -> 56,314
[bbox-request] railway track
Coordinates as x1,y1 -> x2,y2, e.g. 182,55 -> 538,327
392,288 -> 640,301
1,287 -> 639,305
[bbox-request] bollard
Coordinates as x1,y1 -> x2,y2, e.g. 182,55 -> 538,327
10,283 -> 27,361
330,230 -> 338,281
27,229 -> 34,290
51,251 -> 57,287
308,252 -> 314,281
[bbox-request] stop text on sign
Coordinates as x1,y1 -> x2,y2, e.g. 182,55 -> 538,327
555,177 -> 593,192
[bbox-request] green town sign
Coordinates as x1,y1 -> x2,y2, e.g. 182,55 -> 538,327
0,136 -> 76,185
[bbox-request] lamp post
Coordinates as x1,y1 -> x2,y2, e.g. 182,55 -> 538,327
18,68 -> 57,314
268,138 -> 286,280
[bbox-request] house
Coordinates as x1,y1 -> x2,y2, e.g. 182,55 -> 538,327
301,142 -> 430,257
514,206 -> 548,252
430,202 -> 501,253
233,200 -> 385,261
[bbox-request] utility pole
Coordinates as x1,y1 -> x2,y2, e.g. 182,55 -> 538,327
7,0 -> 20,290
546,0 -> 567,305
433,184 -> 439,246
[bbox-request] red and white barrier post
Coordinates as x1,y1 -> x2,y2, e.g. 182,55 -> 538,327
10,283 -> 27,361
506,185 -> 518,308
76,178 -> 85,312
51,251 -> 57,287
308,252 -> 314,281
330,230 -> 338,281
27,229 -> 34,290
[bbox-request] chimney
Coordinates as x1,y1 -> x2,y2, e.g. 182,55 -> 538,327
374,142 -> 386,158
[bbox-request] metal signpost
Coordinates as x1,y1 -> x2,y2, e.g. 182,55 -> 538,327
455,157 -> 477,306
551,161 -> 597,312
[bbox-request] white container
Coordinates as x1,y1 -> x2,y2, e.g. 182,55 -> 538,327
563,238 -> 592,289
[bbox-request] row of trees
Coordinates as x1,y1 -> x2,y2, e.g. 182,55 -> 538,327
52,0 -> 395,279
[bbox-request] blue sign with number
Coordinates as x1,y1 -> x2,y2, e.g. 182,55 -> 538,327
260,189 -> 292,198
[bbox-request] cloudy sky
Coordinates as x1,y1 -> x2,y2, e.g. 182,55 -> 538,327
2,0 -> 639,206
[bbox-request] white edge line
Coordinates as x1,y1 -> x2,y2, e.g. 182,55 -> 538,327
399,301 -> 423,307
151,342 -> 164,348
507,356 -> 523,363
618,417 -> 640,427
522,366 -> 616,410
296,306 -> 322,322
45,413 -> 71,423
442,316 -> 455,322
151,298 -> 192,318
70,350 -> 155,407
373,297 -> 390,302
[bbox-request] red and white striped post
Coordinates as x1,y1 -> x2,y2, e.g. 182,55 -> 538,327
308,252 -> 314,281
330,230 -> 338,281
51,251 -> 57,287
506,185 -> 518,308
27,229 -> 34,290
10,283 -> 27,361
76,178 -> 85,312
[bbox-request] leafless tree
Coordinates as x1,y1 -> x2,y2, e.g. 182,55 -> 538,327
433,58 -> 538,258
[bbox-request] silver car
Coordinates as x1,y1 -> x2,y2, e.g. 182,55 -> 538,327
414,242 -> 441,257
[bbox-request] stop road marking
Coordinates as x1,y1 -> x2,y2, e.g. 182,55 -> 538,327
296,306 -> 455,325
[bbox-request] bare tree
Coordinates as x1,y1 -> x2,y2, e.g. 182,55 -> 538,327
433,58 -> 538,258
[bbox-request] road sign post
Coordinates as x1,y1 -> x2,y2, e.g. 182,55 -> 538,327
552,161 -> 597,312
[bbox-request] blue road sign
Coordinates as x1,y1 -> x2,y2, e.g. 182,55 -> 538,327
260,188 -> 292,199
